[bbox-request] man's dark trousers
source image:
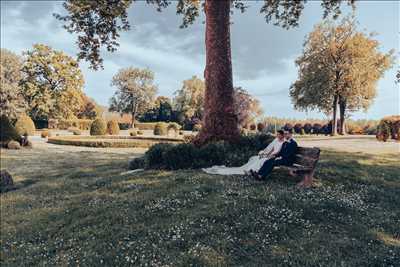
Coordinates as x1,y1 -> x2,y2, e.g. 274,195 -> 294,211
258,139 -> 298,179
258,158 -> 289,179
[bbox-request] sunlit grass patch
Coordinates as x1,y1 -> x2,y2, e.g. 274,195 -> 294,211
0,147 -> 399,266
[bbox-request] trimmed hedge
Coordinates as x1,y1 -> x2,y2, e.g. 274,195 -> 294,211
90,118 -> 107,136
154,122 -> 168,136
0,115 -> 20,144
376,115 -> 400,141
107,120 -> 120,135
47,135 -> 183,148
58,119 -> 92,130
130,133 -> 275,170
15,115 -> 35,136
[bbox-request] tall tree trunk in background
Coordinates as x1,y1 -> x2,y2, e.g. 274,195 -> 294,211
331,94 -> 339,136
194,0 -> 240,145
339,95 -> 347,135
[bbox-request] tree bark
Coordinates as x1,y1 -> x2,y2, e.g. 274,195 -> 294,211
194,0 -> 240,146
339,95 -> 346,135
331,94 -> 339,136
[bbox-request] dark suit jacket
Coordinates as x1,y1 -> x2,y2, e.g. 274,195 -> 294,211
276,139 -> 298,165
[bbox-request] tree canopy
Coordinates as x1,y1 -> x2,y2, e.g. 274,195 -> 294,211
290,17 -> 393,134
234,87 -> 263,128
0,49 -> 25,119
109,67 -> 157,125
21,44 -> 85,120
56,0 -> 355,70
173,75 -> 205,122
56,0 -> 355,144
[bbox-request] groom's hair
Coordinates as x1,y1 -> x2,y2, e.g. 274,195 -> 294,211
277,130 -> 284,135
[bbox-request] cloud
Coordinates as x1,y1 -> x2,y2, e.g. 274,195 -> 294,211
1,0 -> 398,119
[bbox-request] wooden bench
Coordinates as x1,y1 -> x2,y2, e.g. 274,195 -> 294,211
279,146 -> 320,188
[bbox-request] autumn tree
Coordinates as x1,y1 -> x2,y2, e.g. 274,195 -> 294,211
21,44 -> 85,120
77,95 -> 102,119
290,17 -> 393,135
56,0 -> 355,144
173,76 -> 205,122
0,49 -> 25,119
140,96 -> 173,122
234,87 -> 263,129
109,67 -> 157,126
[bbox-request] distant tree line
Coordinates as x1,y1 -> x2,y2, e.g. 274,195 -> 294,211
1,45 -> 101,127
109,70 -> 263,131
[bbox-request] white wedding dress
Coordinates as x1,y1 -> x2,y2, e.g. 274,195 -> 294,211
202,138 -> 284,175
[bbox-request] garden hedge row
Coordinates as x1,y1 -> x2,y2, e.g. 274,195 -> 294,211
47,135 -> 183,148
129,133 -> 275,170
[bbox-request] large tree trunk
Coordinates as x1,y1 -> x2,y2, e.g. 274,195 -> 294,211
339,95 -> 346,135
194,0 -> 240,146
331,94 -> 339,136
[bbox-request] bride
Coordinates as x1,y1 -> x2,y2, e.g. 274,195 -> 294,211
202,130 -> 285,175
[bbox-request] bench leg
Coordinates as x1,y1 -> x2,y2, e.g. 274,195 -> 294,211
297,170 -> 314,188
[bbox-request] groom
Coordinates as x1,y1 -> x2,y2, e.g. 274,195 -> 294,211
251,129 -> 298,180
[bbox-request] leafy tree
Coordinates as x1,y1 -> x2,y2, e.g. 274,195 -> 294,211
234,87 -> 263,129
290,17 -> 393,135
77,95 -> 102,119
173,76 -> 205,122
56,0 -> 355,145
0,49 -> 25,119
109,67 -> 157,126
397,70 -> 400,84
21,44 -> 85,120
141,96 -> 173,122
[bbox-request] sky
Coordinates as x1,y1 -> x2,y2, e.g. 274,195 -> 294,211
1,0 -> 399,120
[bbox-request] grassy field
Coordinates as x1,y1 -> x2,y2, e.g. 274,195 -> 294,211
1,147 -> 399,266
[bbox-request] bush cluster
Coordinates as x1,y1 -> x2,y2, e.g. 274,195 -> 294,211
0,115 -> 20,144
57,119 -> 93,130
130,133 -> 275,170
41,130 -> 51,138
376,116 -> 399,141
107,120 -> 120,135
15,115 -> 36,136
154,122 -> 168,136
90,118 -> 107,136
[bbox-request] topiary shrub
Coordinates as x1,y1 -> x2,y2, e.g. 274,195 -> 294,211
167,122 -> 181,132
312,123 -> 323,135
41,130 -> 51,138
0,115 -> 20,145
7,141 -> 21,150
303,123 -> 312,134
128,157 -> 146,170
90,118 -> 107,136
283,123 -> 293,132
145,143 -> 175,168
257,122 -> 265,132
300,128 -> 305,135
163,143 -> 200,170
107,120 -> 120,135
154,122 -> 168,136
15,115 -> 35,136
129,129 -> 137,136
293,123 -> 303,134
193,123 -> 202,132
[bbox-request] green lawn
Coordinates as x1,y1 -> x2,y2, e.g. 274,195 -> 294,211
1,148 -> 399,266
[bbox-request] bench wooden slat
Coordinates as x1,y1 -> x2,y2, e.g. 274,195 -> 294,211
296,147 -> 320,158
294,154 -> 318,168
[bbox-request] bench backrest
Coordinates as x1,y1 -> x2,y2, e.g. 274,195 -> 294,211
294,147 -> 320,169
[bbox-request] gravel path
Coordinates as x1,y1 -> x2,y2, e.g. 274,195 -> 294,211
298,135 -> 399,155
